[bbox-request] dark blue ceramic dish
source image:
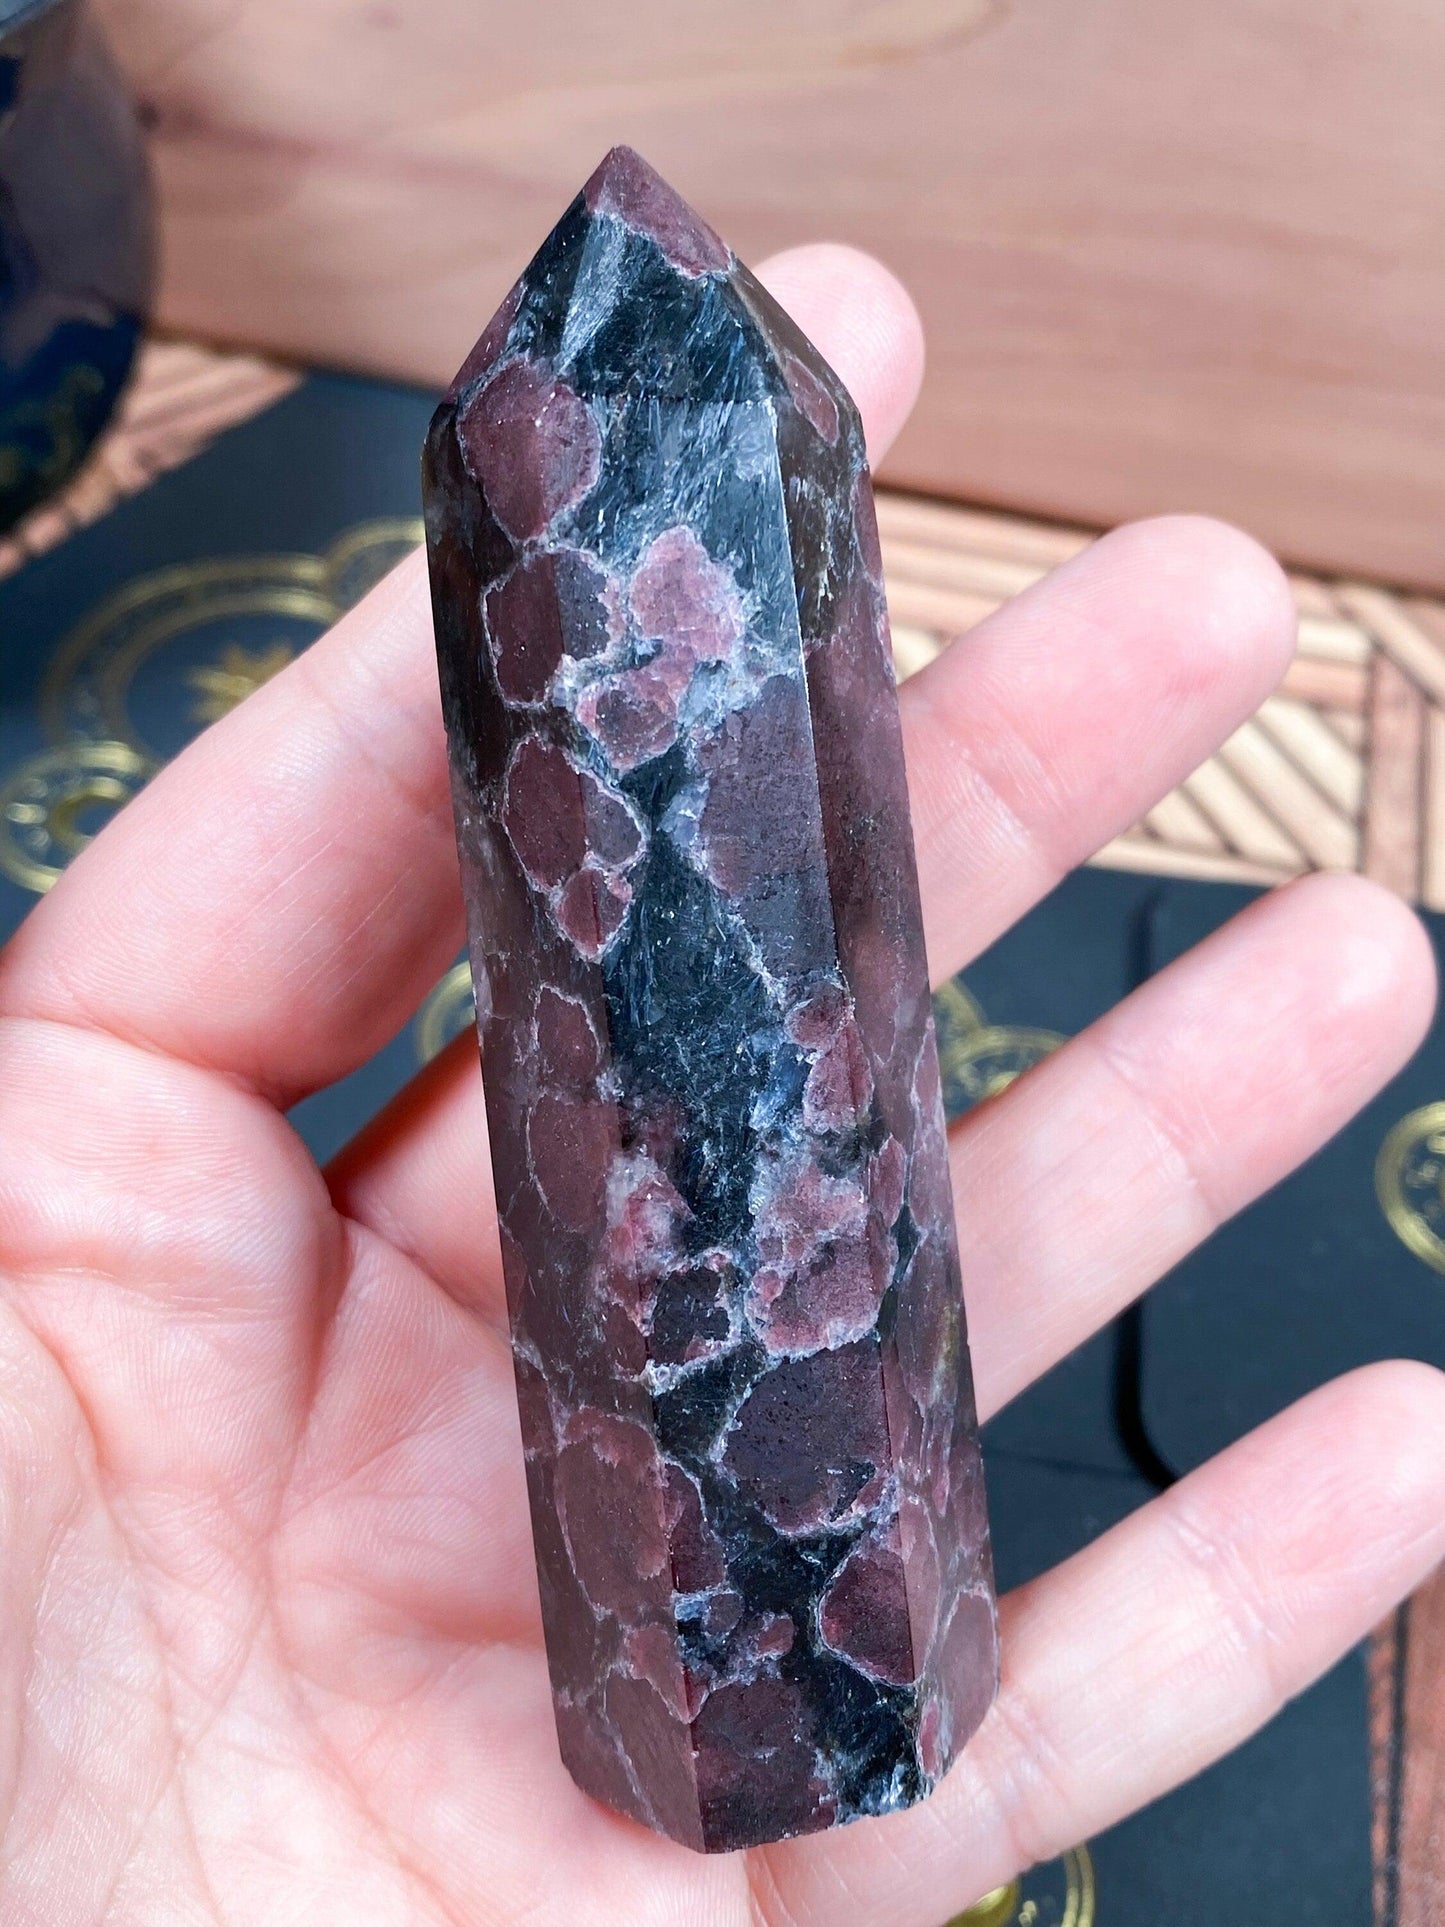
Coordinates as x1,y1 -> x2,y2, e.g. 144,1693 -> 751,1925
0,0 -> 153,530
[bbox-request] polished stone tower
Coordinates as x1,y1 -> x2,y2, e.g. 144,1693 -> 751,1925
423,146 -> 997,1851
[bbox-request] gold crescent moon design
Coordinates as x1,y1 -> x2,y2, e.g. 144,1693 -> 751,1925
39,519 -> 425,759
939,1022 -> 1067,1110
2,520 -> 426,897
934,976 -> 988,1040
0,739 -> 154,892
948,1843 -> 1096,1925
1376,1102 -> 1445,1276
415,959 -> 477,1065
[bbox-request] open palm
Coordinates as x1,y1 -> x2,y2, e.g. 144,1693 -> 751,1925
0,249 -> 1441,1926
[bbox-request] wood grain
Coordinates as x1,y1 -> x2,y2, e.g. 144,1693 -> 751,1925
1342,589 -> 1445,710
1089,833 -> 1288,888
1363,655 -> 1426,900
0,343 -> 298,580
93,0 -> 1445,588
1216,717 -> 1356,869
1372,1570 -> 1445,1927
1142,787 -> 1227,856
1178,758 -> 1308,871
1254,696 -> 1363,818
1280,657 -> 1369,714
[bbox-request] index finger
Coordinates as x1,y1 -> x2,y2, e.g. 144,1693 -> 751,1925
0,246 -> 926,1105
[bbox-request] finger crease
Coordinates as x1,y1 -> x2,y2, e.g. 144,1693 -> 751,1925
745,1853 -> 808,1927
1158,1488 -> 1293,1714
1089,1023 -> 1227,1233
962,1645 -> 1085,1881
908,685 -> 1066,895
290,641 -> 451,837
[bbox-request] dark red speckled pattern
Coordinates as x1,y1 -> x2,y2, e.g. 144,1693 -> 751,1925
422,146 -> 997,1852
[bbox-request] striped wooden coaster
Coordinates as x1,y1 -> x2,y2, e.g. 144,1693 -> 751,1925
0,341 -> 299,580
11,339 -> 1445,911
878,490 -> 1445,911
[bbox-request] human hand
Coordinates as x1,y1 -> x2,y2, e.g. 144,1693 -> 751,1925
1,247 -> 1442,1925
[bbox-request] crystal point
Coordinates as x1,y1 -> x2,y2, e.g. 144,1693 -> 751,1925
423,146 -> 997,1852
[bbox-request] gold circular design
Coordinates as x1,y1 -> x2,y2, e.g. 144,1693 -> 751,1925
953,1882 -> 1022,1926
322,516 -> 425,607
1376,1102 -> 1445,1275
0,740 -> 154,892
415,959 -> 477,1064
947,1845 -> 1095,1926
0,519 -> 426,896
39,520 -> 426,760
40,557 -> 331,755
934,977 -> 988,1040
942,1023 -> 1066,1110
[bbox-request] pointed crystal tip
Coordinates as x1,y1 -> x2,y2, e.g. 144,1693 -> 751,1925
581,144 -> 731,279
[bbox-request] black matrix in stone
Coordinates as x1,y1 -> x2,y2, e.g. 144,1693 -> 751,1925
422,145 -> 998,1852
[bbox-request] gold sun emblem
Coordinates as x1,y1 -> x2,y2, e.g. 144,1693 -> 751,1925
186,641 -> 297,725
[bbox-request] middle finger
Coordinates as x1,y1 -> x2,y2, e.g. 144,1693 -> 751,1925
328,511 -> 1298,1296
330,867 -> 1432,1423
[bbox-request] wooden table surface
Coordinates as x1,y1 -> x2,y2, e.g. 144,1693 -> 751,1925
92,0 -> 1445,591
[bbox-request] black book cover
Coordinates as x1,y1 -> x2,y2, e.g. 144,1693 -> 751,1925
961,873 -> 1384,1922
0,373 -> 447,1156
1141,879 -> 1445,1471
